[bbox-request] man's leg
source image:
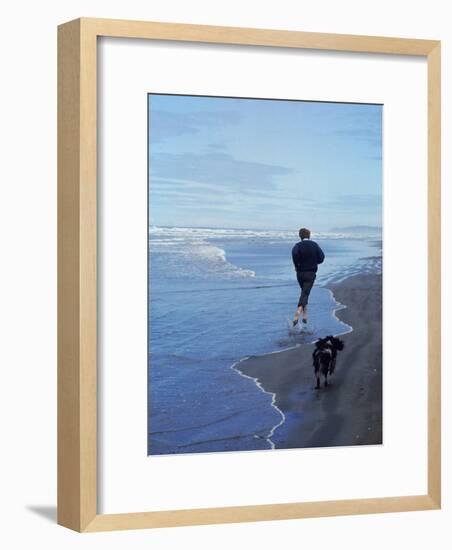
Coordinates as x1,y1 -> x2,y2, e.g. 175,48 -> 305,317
300,272 -> 316,322
293,305 -> 303,325
293,272 -> 305,325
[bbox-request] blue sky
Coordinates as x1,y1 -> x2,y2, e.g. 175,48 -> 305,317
148,94 -> 382,231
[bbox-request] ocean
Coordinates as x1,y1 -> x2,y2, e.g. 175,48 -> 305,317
148,226 -> 382,455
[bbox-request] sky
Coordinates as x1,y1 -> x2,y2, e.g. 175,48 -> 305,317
148,94 -> 382,231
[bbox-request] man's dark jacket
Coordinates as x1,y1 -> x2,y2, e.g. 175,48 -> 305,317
292,239 -> 325,273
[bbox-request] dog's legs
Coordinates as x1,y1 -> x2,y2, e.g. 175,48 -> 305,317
329,357 -> 336,375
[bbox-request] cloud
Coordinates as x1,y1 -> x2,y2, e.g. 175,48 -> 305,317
333,194 -> 381,205
208,143 -> 227,151
149,109 -> 241,143
334,110 -> 382,150
150,176 -> 315,203
321,194 -> 382,212
150,152 -> 292,190
335,129 -> 382,149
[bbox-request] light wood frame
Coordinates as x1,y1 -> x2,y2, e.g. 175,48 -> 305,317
58,17 -> 441,533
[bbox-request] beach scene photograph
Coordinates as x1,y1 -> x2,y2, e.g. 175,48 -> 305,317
148,93 -> 382,455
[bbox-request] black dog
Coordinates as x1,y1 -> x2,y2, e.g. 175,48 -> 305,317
312,335 -> 345,389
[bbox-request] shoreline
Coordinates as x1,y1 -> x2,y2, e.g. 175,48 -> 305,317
231,356 -> 286,450
230,285 -> 355,450
235,271 -> 382,449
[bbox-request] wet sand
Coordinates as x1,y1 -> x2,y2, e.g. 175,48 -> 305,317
237,272 -> 382,449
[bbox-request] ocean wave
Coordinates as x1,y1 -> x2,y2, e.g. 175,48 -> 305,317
149,225 -> 381,242
318,254 -> 382,286
150,232 -> 255,279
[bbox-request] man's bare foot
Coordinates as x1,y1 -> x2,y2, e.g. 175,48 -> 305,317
293,306 -> 303,327
302,305 -> 308,324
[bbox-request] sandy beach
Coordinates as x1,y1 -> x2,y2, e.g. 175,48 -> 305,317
237,272 -> 382,449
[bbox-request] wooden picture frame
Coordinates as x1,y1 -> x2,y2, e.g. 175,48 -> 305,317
57,17 -> 441,532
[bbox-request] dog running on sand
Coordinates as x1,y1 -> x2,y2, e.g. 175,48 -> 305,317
312,335 -> 345,389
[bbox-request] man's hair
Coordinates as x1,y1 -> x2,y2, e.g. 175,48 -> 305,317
299,228 -> 311,240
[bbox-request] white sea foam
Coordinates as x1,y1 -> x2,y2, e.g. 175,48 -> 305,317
327,288 -> 354,337
318,254 -> 382,286
230,357 -> 286,450
149,225 -> 382,242
150,230 -> 256,279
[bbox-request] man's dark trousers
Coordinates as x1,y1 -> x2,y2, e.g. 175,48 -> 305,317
296,271 -> 316,308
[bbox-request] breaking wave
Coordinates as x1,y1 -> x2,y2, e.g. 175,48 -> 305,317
149,227 -> 256,279
149,225 -> 381,242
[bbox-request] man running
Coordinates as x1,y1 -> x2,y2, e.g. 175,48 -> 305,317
291,227 -> 325,326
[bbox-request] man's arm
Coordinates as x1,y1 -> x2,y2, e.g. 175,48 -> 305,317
292,246 -> 299,271
316,243 -> 325,264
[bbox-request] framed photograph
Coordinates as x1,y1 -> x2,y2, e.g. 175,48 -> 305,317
58,18 -> 441,532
